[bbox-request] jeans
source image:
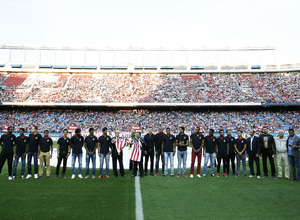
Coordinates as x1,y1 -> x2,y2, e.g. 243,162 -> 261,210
164,152 -> 174,175
100,153 -> 110,176
203,152 -> 216,175
236,154 -> 246,176
72,153 -> 82,175
289,155 -> 300,180
155,150 -> 164,173
177,150 -> 187,175
13,155 -> 26,176
27,151 -> 38,175
86,153 -> 96,176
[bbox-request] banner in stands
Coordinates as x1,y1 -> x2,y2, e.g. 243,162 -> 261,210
130,126 -> 142,130
67,126 -> 78,130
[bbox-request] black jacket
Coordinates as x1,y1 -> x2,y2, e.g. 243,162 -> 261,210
258,134 -> 276,155
247,136 -> 260,155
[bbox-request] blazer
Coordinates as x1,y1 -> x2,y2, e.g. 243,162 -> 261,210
258,134 -> 276,155
247,136 -> 260,155
286,135 -> 300,158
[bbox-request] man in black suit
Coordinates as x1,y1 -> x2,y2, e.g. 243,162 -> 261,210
144,127 -> 155,176
247,130 -> 261,178
111,130 -> 126,178
259,127 -> 276,179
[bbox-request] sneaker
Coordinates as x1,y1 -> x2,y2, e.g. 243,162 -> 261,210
98,175 -> 103,179
197,174 -> 201,178
55,175 -> 58,179
121,175 -> 126,177
34,174 -> 38,179
150,173 -> 154,176
26,174 -> 32,179
285,177 -> 290,180
38,176 -> 42,179
249,175 -> 255,178
162,172 -> 164,176
272,176 -> 277,179
235,174 -> 239,177
155,172 -> 158,176
277,176 -> 282,179
244,175 -> 247,178
105,175 -> 109,178
171,175 -> 174,177
62,174 -> 66,179
92,175 -> 95,179
71,174 -> 76,179
257,176 -> 261,179
217,173 -> 220,177
144,173 -> 147,176
223,173 -> 226,177
190,174 -> 194,178
78,174 -> 83,179
203,174 -> 206,177
85,175 -> 89,179
131,175 -> 136,178
21,175 -> 24,179
263,175 -> 268,178
211,174 -> 215,177
177,174 -> 180,177
13,176 -> 16,179
47,176 -> 50,179
8,176 -> 13,180
183,174 -> 187,178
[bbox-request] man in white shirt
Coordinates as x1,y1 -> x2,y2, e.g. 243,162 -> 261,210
274,130 -> 289,179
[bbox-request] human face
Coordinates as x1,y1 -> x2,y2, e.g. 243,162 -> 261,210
237,131 -> 242,138
89,130 -> 94,136
220,131 -> 224,137
148,128 -> 153,134
8,127 -> 13,134
289,130 -> 295,137
63,130 -> 68,137
249,130 -> 254,137
115,131 -> 120,137
227,130 -> 232,136
136,133 -> 141,139
159,128 -> 163,134
278,131 -> 284,138
44,131 -> 49,137
179,128 -> 184,134
20,129 -> 24,136
31,127 -> 37,133
263,128 -> 268,135
166,129 -> 170,135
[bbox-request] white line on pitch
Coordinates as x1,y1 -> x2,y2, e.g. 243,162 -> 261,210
135,173 -> 144,220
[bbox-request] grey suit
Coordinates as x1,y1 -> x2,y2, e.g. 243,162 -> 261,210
287,134 -> 300,180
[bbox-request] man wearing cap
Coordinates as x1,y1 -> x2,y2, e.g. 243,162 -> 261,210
38,130 -> 53,179
259,127 -> 276,179
70,128 -> 84,179
274,130 -> 289,179
287,128 -> 300,181
98,127 -> 112,179
0,126 -> 16,180
84,128 -> 98,179
13,128 -> 29,179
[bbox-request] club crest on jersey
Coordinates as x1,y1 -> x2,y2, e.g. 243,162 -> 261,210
47,139 -> 49,142
11,138 -> 13,141
107,137 -> 109,140
231,139 -> 233,141
79,139 -> 82,141
241,141 -> 244,143
224,140 -> 226,143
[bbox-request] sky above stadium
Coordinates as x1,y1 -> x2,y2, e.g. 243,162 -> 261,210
0,0 -> 299,64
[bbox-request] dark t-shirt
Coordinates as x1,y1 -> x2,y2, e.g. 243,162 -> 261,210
190,133 -> 204,150
85,135 -> 98,152
57,137 -> 70,153
28,133 -> 42,152
217,137 -> 228,155
155,133 -> 165,151
235,138 -> 247,154
15,135 -> 29,156
226,136 -> 236,154
176,134 -> 189,151
144,133 -> 155,150
0,133 -> 16,153
39,137 -> 53,152
98,135 -> 112,154
162,134 -> 175,152
204,136 -> 217,153
70,135 -> 84,154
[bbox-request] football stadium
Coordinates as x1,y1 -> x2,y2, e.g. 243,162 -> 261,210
0,1 -> 300,220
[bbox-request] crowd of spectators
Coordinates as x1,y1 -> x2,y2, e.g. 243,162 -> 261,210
0,72 -> 299,104
0,109 -> 299,133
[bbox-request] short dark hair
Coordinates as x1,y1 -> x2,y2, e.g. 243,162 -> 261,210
179,126 -> 185,131
219,129 -> 224,133
289,128 -> 294,132
226,129 -> 231,133
166,127 -> 170,130
19,128 -> 25,132
237,129 -> 242,133
195,126 -> 200,129
44,130 -> 49,133
63,129 -> 68,132
75,128 -> 81,133
137,132 -> 141,136
89,128 -> 94,132
209,129 -> 214,133
33,126 -> 38,130
7,126 -> 13,130
102,127 -> 108,132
